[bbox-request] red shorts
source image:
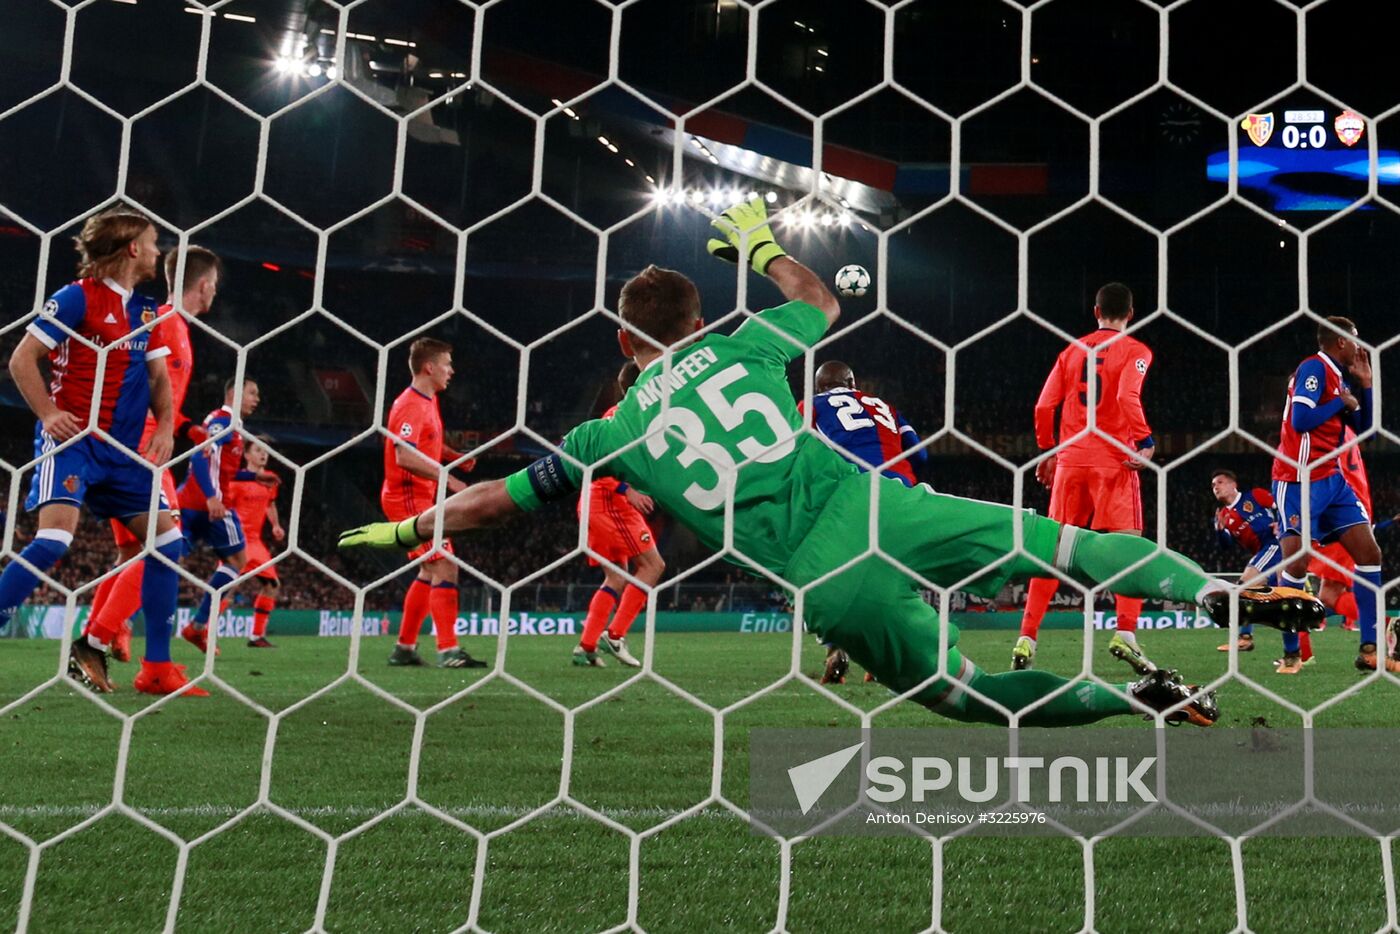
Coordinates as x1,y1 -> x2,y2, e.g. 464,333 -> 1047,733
110,469 -> 180,546
243,540 -> 280,581
1308,541 -> 1355,585
384,504 -> 454,563
585,493 -> 654,566
1049,465 -> 1142,532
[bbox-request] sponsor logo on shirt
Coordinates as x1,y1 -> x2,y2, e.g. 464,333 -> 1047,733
1304,375 -> 1319,392
400,421 -> 413,437
42,299 -> 58,317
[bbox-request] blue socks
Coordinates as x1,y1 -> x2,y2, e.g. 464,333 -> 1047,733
1356,564 -> 1383,647
0,529 -> 73,630
141,528 -> 185,664
194,563 -> 239,626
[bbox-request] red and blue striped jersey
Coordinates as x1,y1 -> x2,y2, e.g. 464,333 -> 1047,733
1214,487 -> 1279,554
26,277 -> 168,449
1272,352 -> 1363,482
179,406 -> 245,510
800,388 -> 925,487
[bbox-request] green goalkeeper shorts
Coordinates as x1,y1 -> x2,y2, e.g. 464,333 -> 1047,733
783,473 -> 1061,707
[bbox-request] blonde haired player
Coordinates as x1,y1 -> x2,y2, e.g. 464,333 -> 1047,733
227,438 -> 283,647
381,338 -> 485,669
84,244 -> 221,664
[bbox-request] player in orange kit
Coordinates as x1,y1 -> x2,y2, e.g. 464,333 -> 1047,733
83,246 -> 219,664
573,361 -> 665,668
227,438 -> 283,647
382,338 -> 486,669
1014,283 -> 1158,674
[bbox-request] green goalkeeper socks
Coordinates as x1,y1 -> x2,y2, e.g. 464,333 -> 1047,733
1059,527 -> 1216,605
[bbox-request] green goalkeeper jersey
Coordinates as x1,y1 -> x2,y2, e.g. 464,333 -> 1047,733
504,300 -> 858,574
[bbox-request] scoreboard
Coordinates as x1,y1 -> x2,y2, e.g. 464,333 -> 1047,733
1205,106 -> 1399,211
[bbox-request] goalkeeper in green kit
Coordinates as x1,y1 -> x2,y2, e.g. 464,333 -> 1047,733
341,198 -> 1323,727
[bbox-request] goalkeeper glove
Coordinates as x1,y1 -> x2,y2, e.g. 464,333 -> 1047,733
706,197 -> 788,275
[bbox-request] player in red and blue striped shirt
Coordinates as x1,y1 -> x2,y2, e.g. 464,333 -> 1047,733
1270,316 -> 1388,672
0,209 -> 195,696
799,360 -> 926,684
799,361 -> 926,487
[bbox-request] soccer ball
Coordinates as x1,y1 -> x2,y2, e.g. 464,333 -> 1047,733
834,264 -> 871,297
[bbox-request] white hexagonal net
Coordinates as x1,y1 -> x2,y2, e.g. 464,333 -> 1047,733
1,0 -> 1395,931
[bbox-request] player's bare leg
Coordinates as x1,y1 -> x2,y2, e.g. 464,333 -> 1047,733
427,556 -> 485,669
598,548 -> 664,668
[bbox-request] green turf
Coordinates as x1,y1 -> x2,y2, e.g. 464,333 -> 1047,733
1,626 -> 1397,932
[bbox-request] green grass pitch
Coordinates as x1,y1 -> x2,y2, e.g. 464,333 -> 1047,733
0,625 -> 1394,932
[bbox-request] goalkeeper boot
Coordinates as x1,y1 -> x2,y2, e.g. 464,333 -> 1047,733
438,647 -> 487,669
820,647 -> 849,684
863,671 -> 876,683
1216,633 -> 1254,653
1129,668 -> 1218,726
111,620 -> 133,663
598,633 -> 641,668
1011,636 -> 1036,671
388,644 -> 426,667
572,645 -> 606,668
1108,633 -> 1155,676
134,659 -> 209,697
1201,586 -> 1324,633
68,640 -> 116,694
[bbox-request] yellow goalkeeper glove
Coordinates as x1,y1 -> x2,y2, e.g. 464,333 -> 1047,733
706,197 -> 788,275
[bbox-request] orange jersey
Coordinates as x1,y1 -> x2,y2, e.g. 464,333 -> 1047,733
1035,329 -> 1153,469
228,476 -> 279,545
143,307 -> 194,448
381,386 -> 445,515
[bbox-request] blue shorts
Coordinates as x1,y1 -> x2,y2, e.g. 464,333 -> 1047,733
25,425 -> 165,521
1247,542 -> 1283,579
181,508 -> 247,558
1273,473 -> 1370,545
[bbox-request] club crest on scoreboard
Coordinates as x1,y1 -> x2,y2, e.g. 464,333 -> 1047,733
1334,110 -> 1364,147
1241,113 -> 1274,147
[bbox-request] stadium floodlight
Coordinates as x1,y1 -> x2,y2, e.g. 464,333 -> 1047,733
707,188 -> 726,207
307,63 -> 323,78
765,190 -> 778,204
689,189 -> 705,205
838,211 -> 851,227
326,65 -> 338,80
820,212 -> 835,227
